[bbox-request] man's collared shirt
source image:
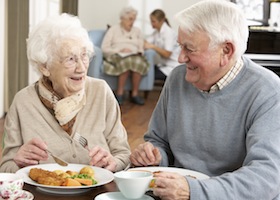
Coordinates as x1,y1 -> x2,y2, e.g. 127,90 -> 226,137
204,58 -> 244,93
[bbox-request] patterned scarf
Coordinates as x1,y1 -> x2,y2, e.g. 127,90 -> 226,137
37,76 -> 86,135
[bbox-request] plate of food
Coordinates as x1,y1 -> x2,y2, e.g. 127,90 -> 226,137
15,163 -> 114,195
128,166 -> 209,180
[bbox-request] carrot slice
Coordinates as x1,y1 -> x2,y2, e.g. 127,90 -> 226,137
149,179 -> 156,188
63,178 -> 82,186
74,178 -> 93,186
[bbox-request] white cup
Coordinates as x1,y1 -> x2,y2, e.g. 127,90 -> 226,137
0,173 -> 24,200
114,171 -> 153,199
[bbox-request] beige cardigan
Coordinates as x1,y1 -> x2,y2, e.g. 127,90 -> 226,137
0,77 -> 130,172
101,24 -> 144,56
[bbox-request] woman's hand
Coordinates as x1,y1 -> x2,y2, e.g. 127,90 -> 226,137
130,142 -> 161,166
88,146 -> 117,172
120,48 -> 132,53
144,41 -> 154,49
14,138 -> 48,168
152,172 -> 190,200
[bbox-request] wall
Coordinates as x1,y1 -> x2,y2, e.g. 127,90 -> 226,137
78,0 -> 128,30
78,0 -> 202,33
28,0 -> 60,85
0,0 -> 5,117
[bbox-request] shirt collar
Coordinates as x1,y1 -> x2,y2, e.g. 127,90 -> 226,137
202,58 -> 244,93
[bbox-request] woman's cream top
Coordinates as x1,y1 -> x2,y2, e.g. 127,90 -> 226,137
0,77 -> 130,172
101,24 -> 144,56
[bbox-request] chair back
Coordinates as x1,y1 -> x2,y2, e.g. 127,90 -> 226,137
88,30 -> 106,47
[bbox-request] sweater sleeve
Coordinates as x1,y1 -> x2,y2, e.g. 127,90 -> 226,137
135,28 -> 144,54
101,26 -> 119,55
102,83 -> 131,171
186,91 -> 280,200
144,77 -> 174,166
0,92 -> 26,172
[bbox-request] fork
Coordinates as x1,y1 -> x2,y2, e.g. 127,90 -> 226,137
73,132 -> 90,151
45,149 -> 68,166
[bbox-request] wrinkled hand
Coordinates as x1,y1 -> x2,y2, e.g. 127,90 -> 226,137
89,146 -> 117,172
120,48 -> 132,53
153,172 -> 190,200
130,142 -> 161,166
14,138 -> 48,168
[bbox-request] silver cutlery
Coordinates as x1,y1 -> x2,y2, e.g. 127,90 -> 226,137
73,132 -> 90,151
73,132 -> 133,171
45,149 -> 68,166
124,162 -> 131,171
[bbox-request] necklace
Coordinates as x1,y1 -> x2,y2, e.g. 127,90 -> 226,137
121,26 -> 133,39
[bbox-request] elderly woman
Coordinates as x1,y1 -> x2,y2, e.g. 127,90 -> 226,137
101,6 -> 149,105
0,13 -> 130,173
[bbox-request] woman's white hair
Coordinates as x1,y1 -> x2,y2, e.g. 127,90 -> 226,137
175,0 -> 249,59
26,13 -> 93,73
120,6 -> 138,19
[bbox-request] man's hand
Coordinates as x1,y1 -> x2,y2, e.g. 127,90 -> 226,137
130,142 -> 161,166
153,171 -> 190,200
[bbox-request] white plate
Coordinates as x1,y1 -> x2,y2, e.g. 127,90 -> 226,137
15,163 -> 114,195
95,192 -> 154,200
128,166 -> 209,180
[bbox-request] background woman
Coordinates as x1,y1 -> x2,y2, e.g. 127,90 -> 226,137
145,9 -> 181,80
0,13 -> 130,173
101,6 -> 149,105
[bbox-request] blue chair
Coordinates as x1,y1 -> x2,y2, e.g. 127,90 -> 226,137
87,30 -> 156,96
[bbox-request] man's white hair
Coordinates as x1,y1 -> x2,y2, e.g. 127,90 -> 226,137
175,0 -> 249,59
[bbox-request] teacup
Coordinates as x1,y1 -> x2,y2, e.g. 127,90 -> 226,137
114,171 -> 153,199
0,173 -> 24,200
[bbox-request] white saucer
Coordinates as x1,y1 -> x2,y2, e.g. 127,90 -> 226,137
19,190 -> 34,200
0,190 -> 34,200
95,192 -> 154,200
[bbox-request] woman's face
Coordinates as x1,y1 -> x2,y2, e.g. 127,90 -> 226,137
121,13 -> 136,31
150,15 -> 163,31
42,38 -> 91,98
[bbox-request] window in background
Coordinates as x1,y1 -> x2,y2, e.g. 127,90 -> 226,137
231,0 -> 269,26
129,0 -> 162,37
28,0 -> 60,85
270,1 -> 280,28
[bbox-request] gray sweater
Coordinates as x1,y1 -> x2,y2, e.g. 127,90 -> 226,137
145,57 -> 280,199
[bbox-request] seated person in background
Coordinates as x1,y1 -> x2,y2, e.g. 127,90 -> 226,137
0,13 -> 130,173
101,6 -> 149,106
144,9 -> 181,81
130,0 -> 280,199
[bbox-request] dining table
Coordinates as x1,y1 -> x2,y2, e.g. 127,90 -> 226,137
23,181 -> 160,200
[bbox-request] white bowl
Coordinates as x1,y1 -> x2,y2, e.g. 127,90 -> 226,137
114,171 -> 153,199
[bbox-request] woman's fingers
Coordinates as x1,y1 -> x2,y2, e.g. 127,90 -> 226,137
89,146 -> 117,171
14,138 -> 48,167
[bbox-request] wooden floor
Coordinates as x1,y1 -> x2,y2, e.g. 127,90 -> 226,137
121,88 -> 161,151
0,88 -> 161,160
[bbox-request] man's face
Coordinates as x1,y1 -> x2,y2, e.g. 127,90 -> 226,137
177,27 -> 225,91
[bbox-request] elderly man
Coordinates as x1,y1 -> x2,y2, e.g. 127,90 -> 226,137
130,0 -> 280,199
